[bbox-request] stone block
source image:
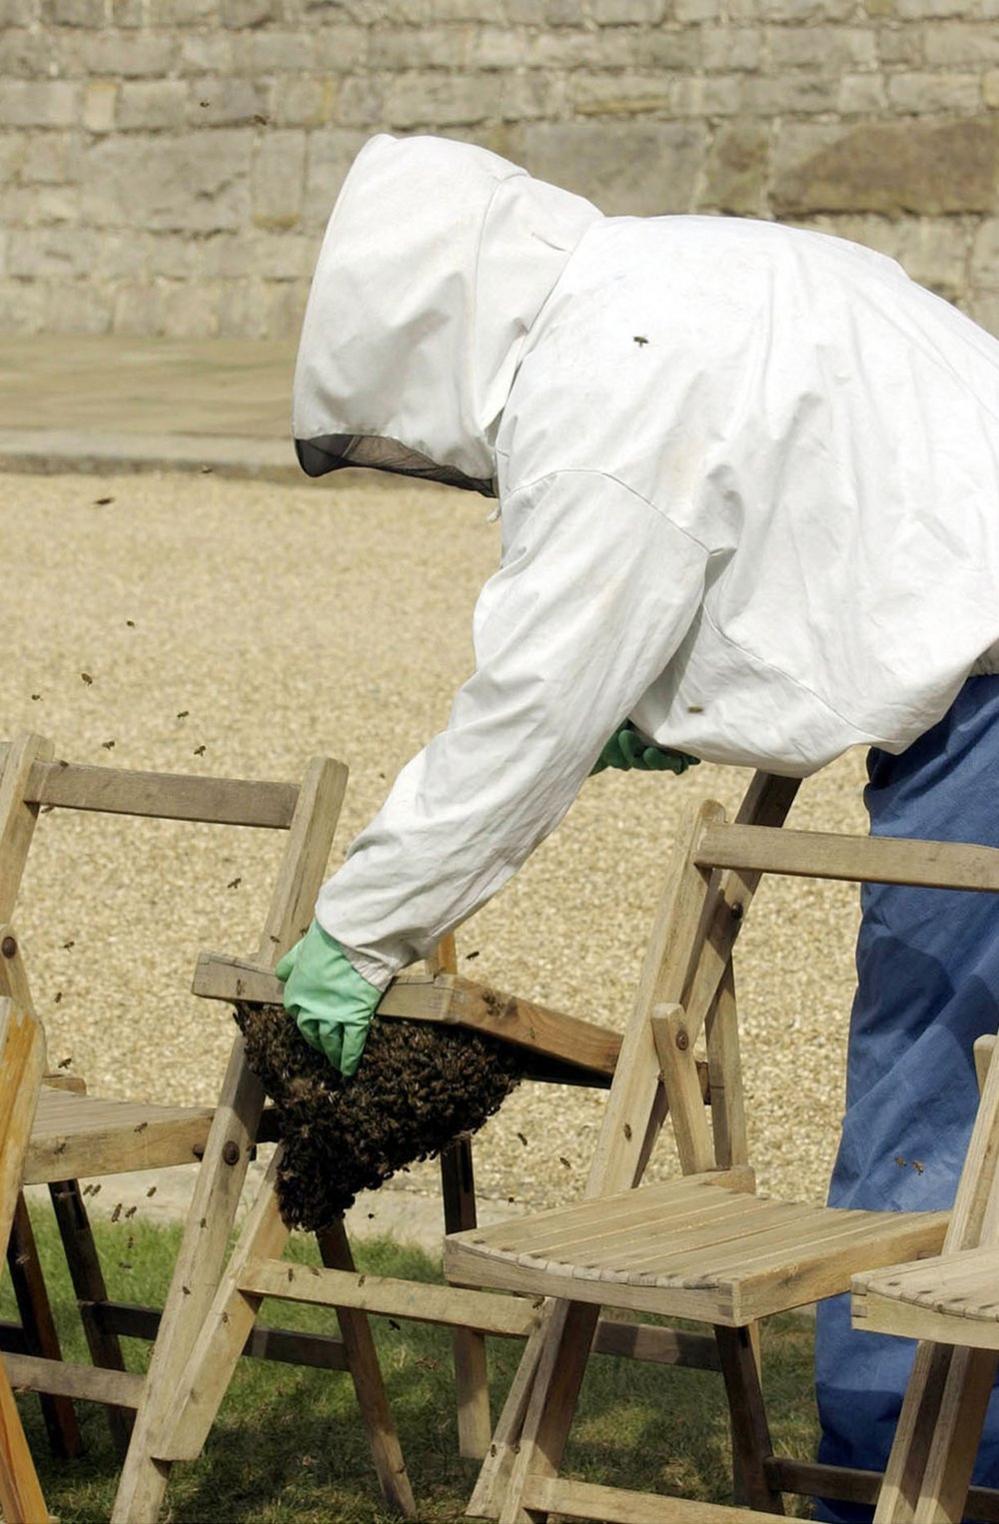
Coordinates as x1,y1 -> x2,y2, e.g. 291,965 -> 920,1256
270,76 -> 336,126
591,0 -> 664,21
188,77 -> 269,125
4,183 -> 81,224
897,0 -> 975,16
520,120 -> 706,214
0,28 -> 53,75
702,27 -> 762,71
42,0 -> 105,24
111,0 -> 144,25
0,278 -> 48,333
838,71 -> 888,112
893,216 -> 971,299
179,34 -> 235,73
769,24 -> 878,70
572,72 -> 672,115
251,128 -> 306,228
876,24 -> 925,65
83,80 -> 117,133
334,74 -> 386,126
671,0 -> 720,18
737,72 -> 841,113
986,69 -> 999,108
971,217 -> 999,286
887,70 -> 982,112
159,280 -> 220,337
6,226 -> 99,278
0,0 -> 40,23
669,72 -> 743,115
384,70 -> 503,127
773,117 -> 999,216
82,34 -> 176,74
83,130 -> 253,231
370,24 -> 474,70
46,278 -> 113,332
111,279 -> 166,335
118,80 -> 188,130
303,126 -> 367,222
239,26 -> 367,72
504,0 -> 584,22
0,133 -> 26,181
21,131 -> 81,182
223,0 -> 279,24
701,121 -> 771,213
967,290 -> 999,339
465,24 -> 530,69
925,20 -> 999,64
641,26 -> 704,67
159,0 -> 222,21
0,81 -> 78,128
531,28 -> 637,67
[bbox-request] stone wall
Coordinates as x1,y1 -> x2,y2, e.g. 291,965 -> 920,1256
1,0 -> 998,338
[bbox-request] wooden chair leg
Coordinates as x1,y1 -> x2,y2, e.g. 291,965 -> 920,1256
317,1219 -> 416,1519
441,1135 -> 492,1461
467,1313 -> 550,1521
0,1354 -> 51,1524
47,1179 -> 132,1457
715,1325 -> 783,1514
498,1300 -> 600,1524
912,1344 -> 999,1524
110,1039 -> 265,1524
6,1193 -> 82,1460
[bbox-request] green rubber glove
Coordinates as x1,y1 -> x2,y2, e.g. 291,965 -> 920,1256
592,724 -> 700,776
276,919 -> 381,1078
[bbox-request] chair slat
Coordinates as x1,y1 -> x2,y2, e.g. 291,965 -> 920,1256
24,759 -> 298,830
697,823 -> 999,893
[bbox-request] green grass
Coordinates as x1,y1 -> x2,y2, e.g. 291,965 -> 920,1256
3,1209 -> 819,1523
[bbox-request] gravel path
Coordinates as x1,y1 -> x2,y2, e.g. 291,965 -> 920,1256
3,469 -> 868,1216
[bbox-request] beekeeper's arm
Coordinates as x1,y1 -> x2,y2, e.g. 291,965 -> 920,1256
281,471 -> 708,1072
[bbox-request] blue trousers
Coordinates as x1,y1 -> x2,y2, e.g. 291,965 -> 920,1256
815,677 -> 999,1521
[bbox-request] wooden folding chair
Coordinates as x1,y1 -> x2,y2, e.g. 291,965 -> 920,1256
441,771 -> 999,1524
115,816 -> 802,1516
0,732 -> 405,1519
0,929 -> 53,1524
851,1032 -> 999,1523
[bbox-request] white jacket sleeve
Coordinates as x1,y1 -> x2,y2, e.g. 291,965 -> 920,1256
316,470 -> 708,988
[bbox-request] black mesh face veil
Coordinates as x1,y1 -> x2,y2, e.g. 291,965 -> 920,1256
295,432 -> 497,498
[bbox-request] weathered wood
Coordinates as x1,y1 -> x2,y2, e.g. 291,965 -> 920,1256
714,1324 -> 783,1513
239,1256 -> 543,1337
520,1474 -> 786,1524
150,1151 -> 291,1464
697,822 -> 999,894
651,1005 -> 716,1175
48,1178 -> 133,1454
193,953 -> 622,1083
0,1355 -> 51,1524
316,1221 -> 416,1519
2,1353 -> 144,1409
24,757 -> 298,829
7,1193 -> 82,1459
87,1299 -> 351,1371
255,756 -> 348,961
25,1094 -> 214,1185
706,966 -> 748,1170
441,1133 -> 492,1460
765,1457 -> 999,1522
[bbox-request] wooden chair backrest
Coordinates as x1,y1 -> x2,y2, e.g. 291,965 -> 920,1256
0,731 -> 348,975
585,769 -> 999,1205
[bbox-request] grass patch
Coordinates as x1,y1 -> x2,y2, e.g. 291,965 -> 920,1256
2,1208 -> 819,1522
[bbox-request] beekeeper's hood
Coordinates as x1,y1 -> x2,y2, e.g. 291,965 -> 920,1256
292,134 -> 602,495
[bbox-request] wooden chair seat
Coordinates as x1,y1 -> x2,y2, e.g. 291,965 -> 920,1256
854,1245 -> 999,1350
24,1090 -> 216,1186
446,1171 -> 948,1326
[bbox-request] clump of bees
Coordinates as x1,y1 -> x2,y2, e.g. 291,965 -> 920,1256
233,1001 -> 522,1233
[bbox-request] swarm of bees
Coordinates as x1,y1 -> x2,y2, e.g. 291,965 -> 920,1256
233,1001 -> 522,1233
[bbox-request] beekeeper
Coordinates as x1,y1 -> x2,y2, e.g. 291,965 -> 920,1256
278,133 -> 999,1510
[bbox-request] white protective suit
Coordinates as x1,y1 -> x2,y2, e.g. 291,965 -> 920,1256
293,133 -> 999,990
